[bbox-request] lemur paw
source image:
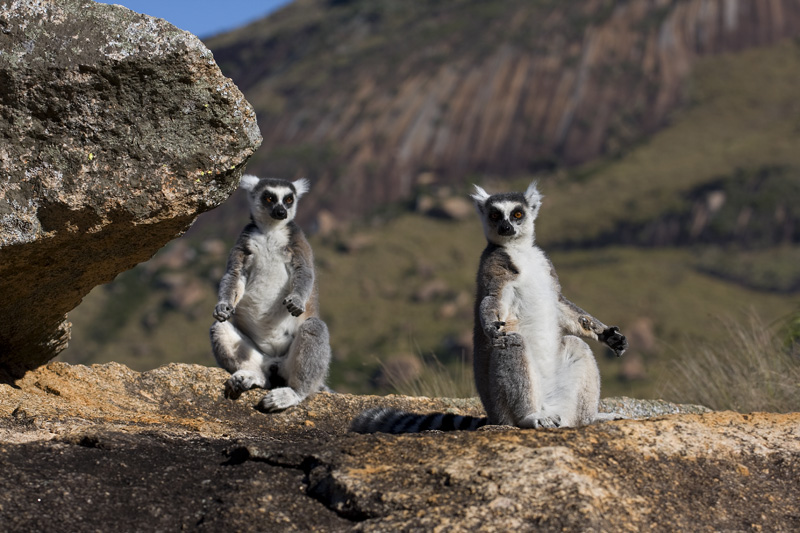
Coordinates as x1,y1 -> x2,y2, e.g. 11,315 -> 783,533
485,320 -> 506,339
519,413 -> 561,429
282,295 -> 305,317
493,332 -> 523,349
258,387 -> 302,412
213,302 -> 234,322
599,326 -> 627,357
224,370 -> 266,400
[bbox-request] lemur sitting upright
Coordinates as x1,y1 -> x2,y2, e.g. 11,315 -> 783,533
351,181 -> 626,434
210,175 -> 331,412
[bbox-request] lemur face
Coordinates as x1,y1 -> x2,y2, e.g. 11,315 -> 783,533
239,175 -> 310,228
471,181 -> 542,245
485,198 -> 529,238
259,185 -> 296,221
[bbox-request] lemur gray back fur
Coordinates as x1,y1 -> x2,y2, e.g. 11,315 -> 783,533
210,175 -> 331,413
350,181 -> 627,434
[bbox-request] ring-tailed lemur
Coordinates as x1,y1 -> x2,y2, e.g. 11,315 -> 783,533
351,181 -> 627,434
210,175 -> 331,412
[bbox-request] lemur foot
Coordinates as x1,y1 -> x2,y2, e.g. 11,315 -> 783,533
282,294 -> 305,317
599,326 -> 628,357
519,413 -> 561,429
493,331 -> 523,349
225,370 -> 266,400
258,387 -> 302,412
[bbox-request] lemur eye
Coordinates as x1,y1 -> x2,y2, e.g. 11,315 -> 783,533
489,211 -> 501,221
512,211 -> 524,220
285,195 -> 294,205
263,193 -> 276,204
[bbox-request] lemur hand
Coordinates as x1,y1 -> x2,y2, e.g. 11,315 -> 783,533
283,294 -> 305,317
213,302 -> 234,322
483,320 -> 506,346
599,326 -> 627,357
485,320 -> 506,339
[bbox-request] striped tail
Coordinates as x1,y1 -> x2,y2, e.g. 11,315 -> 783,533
350,407 -> 488,434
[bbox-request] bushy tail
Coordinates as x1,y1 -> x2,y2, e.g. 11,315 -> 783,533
350,407 -> 487,434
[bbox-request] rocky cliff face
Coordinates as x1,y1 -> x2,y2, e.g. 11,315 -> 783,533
0,0 -> 261,377
209,0 -> 800,220
1,362 -> 797,531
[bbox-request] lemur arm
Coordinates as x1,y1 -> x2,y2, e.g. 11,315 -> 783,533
479,295 -> 506,339
213,241 -> 249,322
557,295 -> 627,356
547,259 -> 627,356
477,247 -> 517,340
283,225 -> 315,317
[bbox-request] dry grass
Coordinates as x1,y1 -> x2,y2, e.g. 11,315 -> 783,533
383,352 -> 477,399
660,313 -> 800,413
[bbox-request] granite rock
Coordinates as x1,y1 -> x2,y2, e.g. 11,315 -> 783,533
0,0 -> 261,377
1,362 -> 797,532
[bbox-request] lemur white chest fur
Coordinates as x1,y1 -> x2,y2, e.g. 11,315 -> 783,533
234,226 -> 297,356
500,242 -> 561,367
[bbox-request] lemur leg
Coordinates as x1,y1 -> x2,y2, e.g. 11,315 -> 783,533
258,317 -> 331,412
488,333 -> 556,428
210,321 -> 266,399
489,333 -> 533,426
543,335 -> 602,427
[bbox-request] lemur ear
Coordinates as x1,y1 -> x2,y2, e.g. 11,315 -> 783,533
524,181 -> 542,206
292,178 -> 310,199
524,181 -> 543,217
240,174 -> 261,192
470,185 -> 490,212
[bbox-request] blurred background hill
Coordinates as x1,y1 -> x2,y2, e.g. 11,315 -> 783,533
60,0 -> 800,404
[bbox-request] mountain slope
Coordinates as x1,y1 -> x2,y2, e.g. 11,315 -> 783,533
207,0 -> 800,221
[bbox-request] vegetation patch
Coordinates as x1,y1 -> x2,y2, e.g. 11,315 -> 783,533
660,313 -> 800,413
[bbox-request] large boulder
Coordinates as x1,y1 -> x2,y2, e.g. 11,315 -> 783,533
0,362 -> 797,531
0,0 -> 261,378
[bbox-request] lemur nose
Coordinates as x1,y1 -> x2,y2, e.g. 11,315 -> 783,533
498,221 -> 515,236
272,206 -> 287,220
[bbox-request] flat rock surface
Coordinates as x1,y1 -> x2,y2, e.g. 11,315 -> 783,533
1,362 -> 797,532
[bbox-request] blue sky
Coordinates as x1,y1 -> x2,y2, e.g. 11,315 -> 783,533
95,0 -> 294,38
